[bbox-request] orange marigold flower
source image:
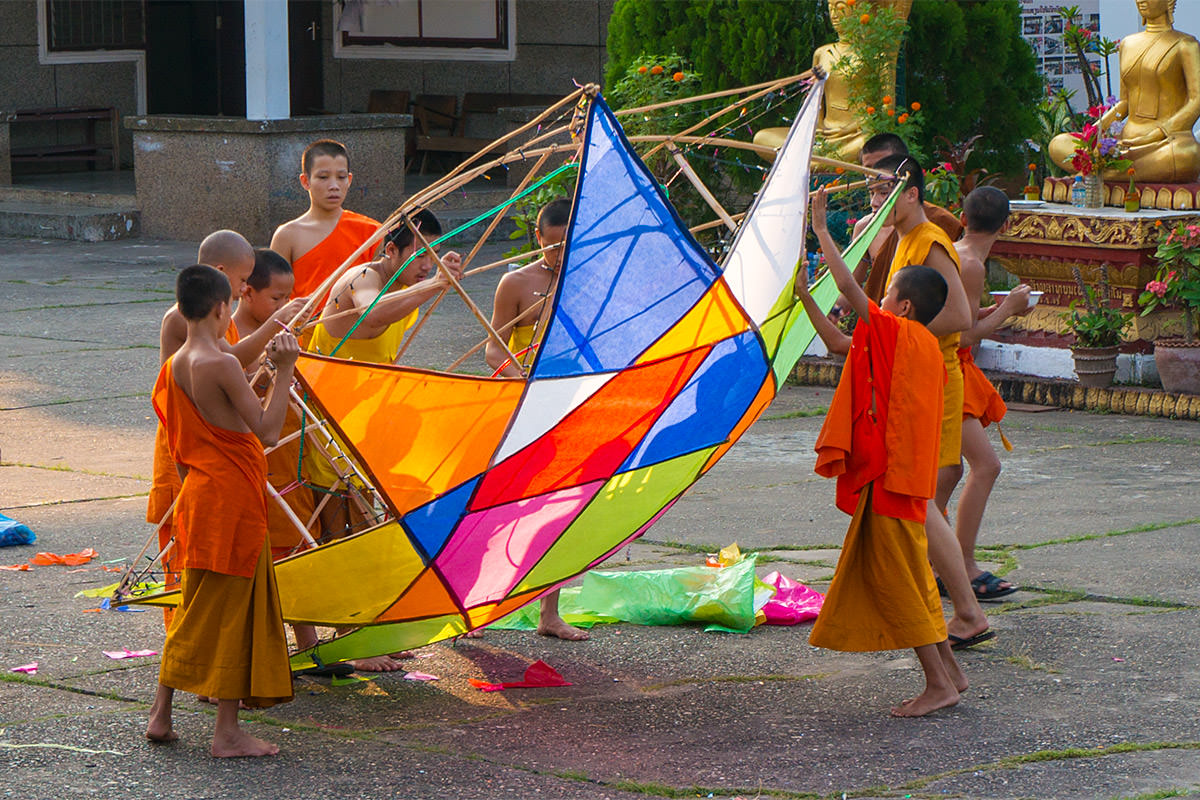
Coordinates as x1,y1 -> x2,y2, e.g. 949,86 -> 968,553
846,0 -> 856,5
1155,220 -> 1163,227
866,106 -> 876,114
638,66 -> 648,74
887,108 -> 895,117
860,13 -> 870,23
673,71 -> 684,82
882,95 -> 892,105
898,113 -> 909,123
1127,166 -> 1136,175
650,65 -> 663,75
835,166 -> 846,174
1028,162 -> 1037,170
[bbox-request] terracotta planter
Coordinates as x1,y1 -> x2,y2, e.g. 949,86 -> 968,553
1154,339 -> 1200,394
1072,345 -> 1119,387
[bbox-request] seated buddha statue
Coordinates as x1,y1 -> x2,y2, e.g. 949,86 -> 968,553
1049,0 -> 1200,183
753,0 -> 912,163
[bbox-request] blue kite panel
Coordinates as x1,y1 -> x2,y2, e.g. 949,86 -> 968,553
619,330 -> 768,471
401,477 -> 481,562
533,98 -> 720,378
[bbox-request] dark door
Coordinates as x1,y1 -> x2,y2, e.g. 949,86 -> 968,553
289,0 -> 325,115
146,1 -> 246,116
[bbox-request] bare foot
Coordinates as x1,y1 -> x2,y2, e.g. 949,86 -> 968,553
211,729 -> 279,758
388,650 -> 415,659
537,618 -> 590,641
891,686 -> 959,717
349,655 -> 406,672
462,629 -> 485,639
145,716 -> 177,743
939,645 -> 969,693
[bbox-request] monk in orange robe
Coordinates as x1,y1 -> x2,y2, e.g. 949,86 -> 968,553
799,187 -> 965,717
950,188 -> 1034,602
146,264 -> 297,757
868,156 -> 995,651
150,231 -> 302,628
270,139 -> 379,305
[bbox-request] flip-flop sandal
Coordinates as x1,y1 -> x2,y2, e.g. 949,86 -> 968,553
971,571 -> 1018,601
949,629 -> 996,650
293,661 -> 354,678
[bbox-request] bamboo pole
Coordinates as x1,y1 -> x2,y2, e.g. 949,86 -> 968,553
665,142 -> 738,231
810,154 -> 893,177
266,482 -> 319,548
404,215 -> 523,371
615,71 -> 812,116
689,211 -> 747,235
464,242 -> 557,277
625,134 -> 893,179
641,75 -> 805,162
445,294 -> 548,372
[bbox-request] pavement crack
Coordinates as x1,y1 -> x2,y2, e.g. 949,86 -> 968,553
1,492 -> 149,511
2,460 -> 149,481
0,391 -> 150,411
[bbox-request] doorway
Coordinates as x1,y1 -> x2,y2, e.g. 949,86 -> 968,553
145,1 -> 247,117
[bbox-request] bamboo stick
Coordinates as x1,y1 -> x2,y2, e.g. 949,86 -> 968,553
464,242 -> 557,277
445,295 -> 548,372
689,211 -> 747,235
266,482 -> 319,548
615,71 -> 812,116
665,142 -> 738,231
391,291 -> 445,364
810,155 -> 893,177
404,215 -> 523,371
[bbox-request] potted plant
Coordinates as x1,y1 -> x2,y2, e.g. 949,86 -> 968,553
1138,220 -> 1200,393
1068,102 -> 1131,207
1064,267 -> 1131,387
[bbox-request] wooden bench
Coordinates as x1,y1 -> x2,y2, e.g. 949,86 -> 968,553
2,106 -> 120,175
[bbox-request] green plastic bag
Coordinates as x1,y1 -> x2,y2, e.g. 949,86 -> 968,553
579,556 -> 760,633
486,585 -> 618,631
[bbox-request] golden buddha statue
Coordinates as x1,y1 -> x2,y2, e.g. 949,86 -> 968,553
1048,0 -> 1200,184
753,0 -> 913,162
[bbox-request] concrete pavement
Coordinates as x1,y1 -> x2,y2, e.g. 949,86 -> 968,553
2,235 -> 1200,799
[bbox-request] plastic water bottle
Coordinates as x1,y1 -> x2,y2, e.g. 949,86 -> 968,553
1071,175 -> 1086,208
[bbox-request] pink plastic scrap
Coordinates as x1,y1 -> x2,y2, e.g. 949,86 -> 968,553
10,662 -> 38,674
760,571 -> 824,625
469,660 -> 572,692
102,648 -> 158,660
403,671 -> 439,682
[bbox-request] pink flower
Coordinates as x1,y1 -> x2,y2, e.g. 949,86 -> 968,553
847,217 -> 859,225
1146,280 -> 1168,298
943,162 -> 953,171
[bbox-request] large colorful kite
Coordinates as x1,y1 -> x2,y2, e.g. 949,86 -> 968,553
130,78 -> 900,668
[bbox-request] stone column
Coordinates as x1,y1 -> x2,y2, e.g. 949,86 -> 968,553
244,0 -> 291,121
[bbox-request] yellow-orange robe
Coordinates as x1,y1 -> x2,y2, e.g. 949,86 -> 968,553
958,346 -> 1007,427
809,302 -> 947,652
152,358 -> 292,706
147,321 -> 240,628
863,202 -> 961,304
886,222 -> 964,468
291,209 -> 378,303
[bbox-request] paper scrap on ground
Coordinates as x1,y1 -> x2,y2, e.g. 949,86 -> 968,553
469,660 -> 571,692
0,564 -> 29,571
10,663 -> 38,674
102,648 -> 158,660
403,671 -> 439,681
30,548 -> 98,567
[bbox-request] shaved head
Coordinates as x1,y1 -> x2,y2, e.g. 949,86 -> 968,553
197,230 -> 253,270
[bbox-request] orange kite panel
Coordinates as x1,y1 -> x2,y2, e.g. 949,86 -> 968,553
296,355 -> 524,517
376,566 -> 462,622
466,588 -> 544,629
636,278 -> 749,364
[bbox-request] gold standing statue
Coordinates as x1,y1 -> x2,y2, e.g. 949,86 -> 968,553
754,0 -> 913,162
1049,0 -> 1200,183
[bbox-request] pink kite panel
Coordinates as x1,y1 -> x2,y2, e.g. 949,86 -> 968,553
436,481 -> 605,608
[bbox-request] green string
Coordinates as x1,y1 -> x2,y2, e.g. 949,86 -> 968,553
328,162 -> 579,357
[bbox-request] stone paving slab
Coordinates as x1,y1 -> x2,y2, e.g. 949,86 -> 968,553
4,235 -> 1200,799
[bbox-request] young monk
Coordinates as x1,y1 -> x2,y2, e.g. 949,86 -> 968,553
233,248 -> 325,659
149,231 -> 304,628
146,265 -> 296,756
270,139 -> 379,302
871,155 -> 994,651
951,187 -> 1032,601
304,208 -> 462,671
801,187 -> 965,717
485,198 -> 588,641
851,134 -> 963,304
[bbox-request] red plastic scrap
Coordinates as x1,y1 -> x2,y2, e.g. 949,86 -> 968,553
469,660 -> 572,692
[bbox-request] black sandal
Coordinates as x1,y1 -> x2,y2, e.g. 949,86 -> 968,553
971,571 -> 1017,601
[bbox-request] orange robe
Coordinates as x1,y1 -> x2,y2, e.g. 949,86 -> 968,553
958,346 -> 1007,427
147,321 -> 240,627
886,222 -> 964,468
291,209 -> 378,302
810,302 -> 947,652
152,358 -> 292,706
